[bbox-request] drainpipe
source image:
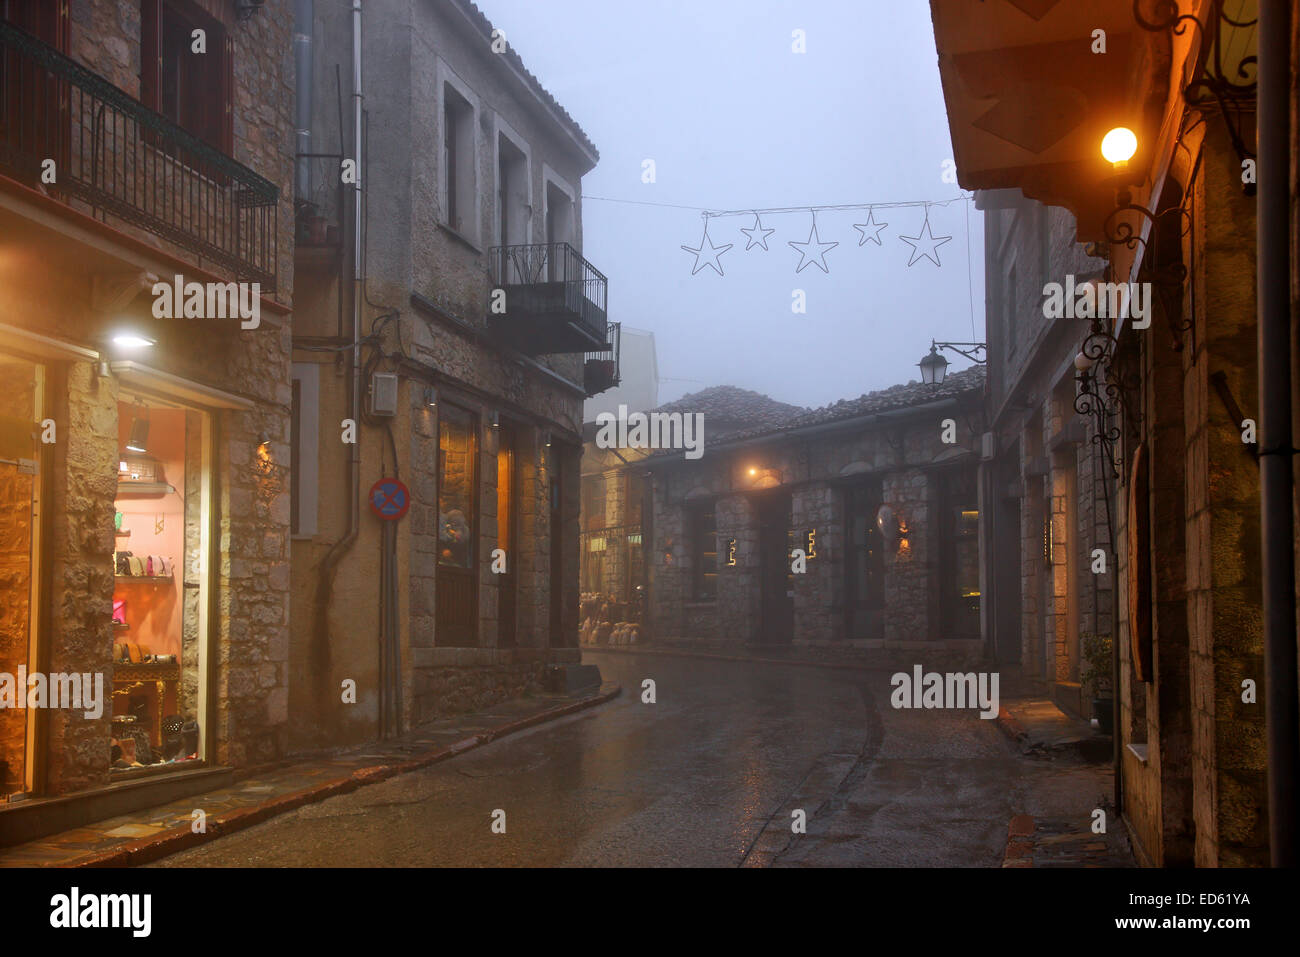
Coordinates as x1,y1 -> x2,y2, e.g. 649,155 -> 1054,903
310,1 -> 363,705
1257,0 -> 1297,868
293,0 -> 313,200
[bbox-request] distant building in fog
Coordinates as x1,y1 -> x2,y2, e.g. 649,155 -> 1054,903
583,326 -> 658,422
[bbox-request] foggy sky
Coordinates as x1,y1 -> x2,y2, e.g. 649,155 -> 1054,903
474,0 -> 985,409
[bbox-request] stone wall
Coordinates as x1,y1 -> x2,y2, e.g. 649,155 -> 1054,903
647,392 -> 982,653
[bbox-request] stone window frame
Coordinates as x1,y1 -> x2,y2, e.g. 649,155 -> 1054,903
436,58 -> 482,244
492,114 -> 533,248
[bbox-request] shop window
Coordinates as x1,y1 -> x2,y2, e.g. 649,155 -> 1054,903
689,502 -> 717,601
0,354 -> 41,797
437,405 -> 476,569
141,0 -> 233,153
112,395 -> 209,775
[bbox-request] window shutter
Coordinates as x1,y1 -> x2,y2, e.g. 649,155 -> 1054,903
1126,441 -> 1153,682
140,0 -> 161,109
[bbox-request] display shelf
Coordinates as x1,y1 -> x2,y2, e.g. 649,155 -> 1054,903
114,575 -> 174,585
112,621 -> 129,630
116,482 -> 176,496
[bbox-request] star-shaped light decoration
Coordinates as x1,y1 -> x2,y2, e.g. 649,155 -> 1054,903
898,209 -> 952,267
681,222 -> 733,276
740,212 -> 775,251
852,209 -> 888,246
787,217 -> 838,273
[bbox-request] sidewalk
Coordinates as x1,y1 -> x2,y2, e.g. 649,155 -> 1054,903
0,682 -> 620,868
995,693 -> 1114,762
994,693 -> 1134,867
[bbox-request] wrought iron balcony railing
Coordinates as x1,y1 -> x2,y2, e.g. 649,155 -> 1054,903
584,320 -> 620,397
0,20 -> 278,289
488,241 -> 608,354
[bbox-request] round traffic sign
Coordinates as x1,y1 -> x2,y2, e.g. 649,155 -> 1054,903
368,477 -> 410,521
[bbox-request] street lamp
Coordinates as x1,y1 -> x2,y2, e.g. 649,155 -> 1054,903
919,344 -> 948,385
1101,126 -> 1138,171
918,340 -> 987,386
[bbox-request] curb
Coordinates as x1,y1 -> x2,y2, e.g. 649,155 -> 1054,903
1003,813 -> 1035,868
68,684 -> 621,868
995,707 -> 1030,746
587,644 -> 887,673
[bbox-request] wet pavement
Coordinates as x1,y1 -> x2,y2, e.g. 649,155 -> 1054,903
151,651 -> 1125,867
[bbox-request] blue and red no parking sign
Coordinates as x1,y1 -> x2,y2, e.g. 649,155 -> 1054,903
368,477 -> 410,521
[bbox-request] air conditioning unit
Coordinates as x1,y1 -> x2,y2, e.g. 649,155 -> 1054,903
369,373 -> 398,416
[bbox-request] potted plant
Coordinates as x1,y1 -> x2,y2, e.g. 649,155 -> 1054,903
1081,632 -> 1114,734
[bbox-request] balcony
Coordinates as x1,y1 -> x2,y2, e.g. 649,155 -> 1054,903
0,20 -> 278,289
488,241 -> 608,354
584,321 -> 620,397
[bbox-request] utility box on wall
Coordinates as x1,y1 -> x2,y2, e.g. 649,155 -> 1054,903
369,373 -> 398,416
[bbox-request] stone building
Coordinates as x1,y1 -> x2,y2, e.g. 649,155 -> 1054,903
288,0 -> 616,748
0,0 -> 295,840
977,191 -> 1114,719
616,371 -> 985,655
931,0 -> 1293,866
580,385 -> 803,640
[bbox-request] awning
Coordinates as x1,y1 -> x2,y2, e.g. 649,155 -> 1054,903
929,0 -> 1197,243
110,360 -> 255,410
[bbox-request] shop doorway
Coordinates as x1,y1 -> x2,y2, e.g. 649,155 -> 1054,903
111,391 -> 211,775
756,490 -> 793,645
548,442 -> 564,646
0,354 -> 42,797
844,480 -> 885,641
496,423 -> 517,647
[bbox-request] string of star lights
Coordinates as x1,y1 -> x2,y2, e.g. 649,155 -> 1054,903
586,195 -> 967,277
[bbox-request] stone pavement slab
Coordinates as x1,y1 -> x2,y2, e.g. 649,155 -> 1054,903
0,682 -> 619,868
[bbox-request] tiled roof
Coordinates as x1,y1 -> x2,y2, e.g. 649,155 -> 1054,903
653,385 -> 807,434
783,363 -> 986,430
648,365 -> 986,458
454,0 -> 599,161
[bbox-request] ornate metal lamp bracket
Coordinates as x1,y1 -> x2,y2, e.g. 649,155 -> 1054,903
1133,0 -> 1258,168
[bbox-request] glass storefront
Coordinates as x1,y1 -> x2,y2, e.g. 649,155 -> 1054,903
110,392 -> 208,775
0,354 -> 41,798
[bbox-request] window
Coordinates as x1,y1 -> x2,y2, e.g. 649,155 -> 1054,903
141,0 -> 232,152
1005,262 -> 1018,356
443,83 -> 475,237
438,405 -> 476,569
689,502 -> 717,600
290,363 -> 319,537
582,474 -> 606,531
546,178 -> 574,248
497,131 -> 528,247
